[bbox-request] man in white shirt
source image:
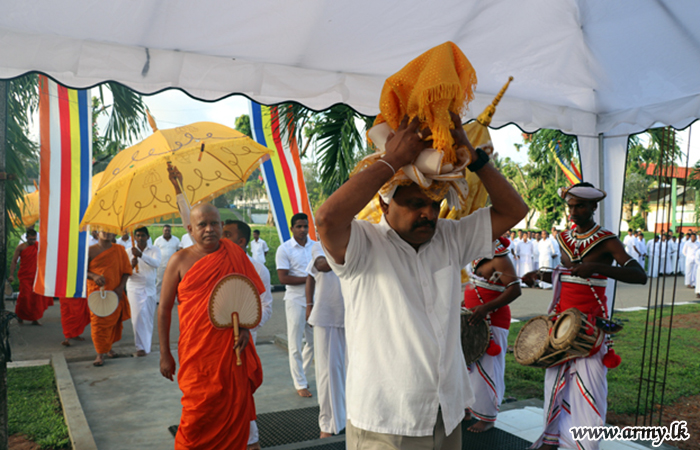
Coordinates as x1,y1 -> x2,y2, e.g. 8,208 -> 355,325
222,219 -> 273,450
635,232 -> 647,269
538,231 -> 556,289
276,213 -> 316,398
118,232 -> 133,250
549,228 -> 561,268
316,113 -> 527,449
153,225 -> 180,298
647,235 -> 661,277
126,226 -> 162,357
250,230 -> 269,265
684,233 -> 699,288
623,230 -> 639,262
515,234 -> 535,283
678,232 -> 687,275
306,242 -> 346,439
532,232 -> 540,271
666,234 -> 678,275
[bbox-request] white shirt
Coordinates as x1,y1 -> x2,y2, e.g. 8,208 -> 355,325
623,235 -> 638,256
248,255 -> 273,332
684,240 -> 700,260
276,237 -> 315,306
117,236 -> 133,250
154,234 -> 181,268
538,238 -> 556,267
515,240 -> 533,258
179,233 -> 194,249
307,242 -> 344,328
326,207 -> 493,437
88,235 -> 99,247
250,238 -> 269,265
125,244 -> 162,296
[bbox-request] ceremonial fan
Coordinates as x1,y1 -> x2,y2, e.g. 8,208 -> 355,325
208,274 -> 262,365
88,288 -> 119,317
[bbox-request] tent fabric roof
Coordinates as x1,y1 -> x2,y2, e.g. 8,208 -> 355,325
1,0 -> 700,136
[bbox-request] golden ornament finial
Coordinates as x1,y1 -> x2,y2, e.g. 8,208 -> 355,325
146,109 -> 158,133
476,76 -> 513,127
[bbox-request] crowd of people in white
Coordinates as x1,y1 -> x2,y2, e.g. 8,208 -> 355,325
508,229 -> 561,289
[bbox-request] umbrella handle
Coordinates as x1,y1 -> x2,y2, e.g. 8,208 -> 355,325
132,231 -> 139,273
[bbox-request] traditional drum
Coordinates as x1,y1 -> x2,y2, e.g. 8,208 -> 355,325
208,274 -> 262,365
550,308 -> 605,356
88,288 -> 119,317
513,315 -> 557,368
460,307 -> 490,365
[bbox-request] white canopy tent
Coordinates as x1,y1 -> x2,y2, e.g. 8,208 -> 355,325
2,1 -> 700,257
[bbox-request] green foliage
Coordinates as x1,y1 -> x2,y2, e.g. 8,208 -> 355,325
279,103 -> 375,195
504,304 -> 700,416
8,365 -> 70,449
5,75 -> 40,236
235,114 -> 252,138
628,213 -> 646,232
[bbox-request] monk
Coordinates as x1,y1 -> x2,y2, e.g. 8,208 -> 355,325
87,231 -> 132,366
60,296 -> 90,346
159,203 -> 266,450
8,229 -> 51,325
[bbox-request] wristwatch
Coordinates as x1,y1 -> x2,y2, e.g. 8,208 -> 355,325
467,148 -> 490,173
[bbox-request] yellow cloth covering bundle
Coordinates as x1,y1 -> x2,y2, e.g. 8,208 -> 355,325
375,41 -> 477,164
353,41 -> 478,209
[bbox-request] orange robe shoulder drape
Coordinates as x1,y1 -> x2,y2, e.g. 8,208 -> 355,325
175,239 -> 265,450
86,244 -> 132,354
15,244 -> 52,321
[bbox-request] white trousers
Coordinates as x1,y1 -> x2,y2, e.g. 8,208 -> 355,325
679,255 -> 686,274
694,263 -> 700,295
685,259 -> 696,286
530,350 -> 607,450
155,265 -> 166,300
314,325 -> 347,434
286,301 -> 314,390
517,257 -> 534,278
467,326 -> 508,422
126,286 -> 156,353
248,329 -> 260,445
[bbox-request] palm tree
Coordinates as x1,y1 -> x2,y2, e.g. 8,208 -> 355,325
279,103 -> 375,195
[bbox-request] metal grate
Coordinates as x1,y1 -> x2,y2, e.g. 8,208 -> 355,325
461,418 -> 533,449
257,406 -> 322,448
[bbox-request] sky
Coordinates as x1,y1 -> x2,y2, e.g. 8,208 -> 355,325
97,88 -> 700,171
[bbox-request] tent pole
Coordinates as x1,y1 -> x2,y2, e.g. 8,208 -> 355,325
599,133 -> 605,227
0,79 -> 9,450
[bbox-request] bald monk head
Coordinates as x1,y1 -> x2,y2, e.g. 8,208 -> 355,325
187,203 -> 222,251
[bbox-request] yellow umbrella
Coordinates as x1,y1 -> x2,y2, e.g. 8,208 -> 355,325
11,172 -> 105,228
80,122 -> 273,234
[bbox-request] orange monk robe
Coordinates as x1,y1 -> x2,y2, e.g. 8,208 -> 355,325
176,239 -> 265,450
60,297 -> 90,339
15,244 -> 52,321
86,245 -> 132,354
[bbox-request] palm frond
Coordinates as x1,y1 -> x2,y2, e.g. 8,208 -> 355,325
103,82 -> 148,145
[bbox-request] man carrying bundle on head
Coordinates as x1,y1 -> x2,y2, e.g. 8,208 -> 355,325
523,182 -> 647,450
316,41 -> 528,449
463,236 -> 521,433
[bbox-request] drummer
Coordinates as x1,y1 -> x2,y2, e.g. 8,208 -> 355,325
463,236 -> 522,432
523,182 -> 647,450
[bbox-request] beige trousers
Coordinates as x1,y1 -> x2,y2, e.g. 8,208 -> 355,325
346,410 -> 461,450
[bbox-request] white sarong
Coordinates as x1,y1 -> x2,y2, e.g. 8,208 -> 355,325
467,326 -> 508,422
314,325 -> 347,434
125,286 -> 157,353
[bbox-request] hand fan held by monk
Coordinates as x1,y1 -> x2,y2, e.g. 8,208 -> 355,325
88,288 -> 119,317
208,274 -> 262,365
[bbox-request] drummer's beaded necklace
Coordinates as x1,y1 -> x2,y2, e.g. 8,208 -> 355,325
563,225 -> 614,350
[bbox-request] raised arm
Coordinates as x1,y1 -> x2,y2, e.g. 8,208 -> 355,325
448,113 -> 528,241
316,116 -> 429,264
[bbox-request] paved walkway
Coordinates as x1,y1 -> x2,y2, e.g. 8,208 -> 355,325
6,280 -> 689,449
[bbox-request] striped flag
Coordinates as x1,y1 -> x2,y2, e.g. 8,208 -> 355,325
34,76 -> 92,298
550,140 -> 582,185
250,102 -> 316,242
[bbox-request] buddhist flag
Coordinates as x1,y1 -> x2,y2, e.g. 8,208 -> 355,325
34,76 -> 92,298
250,102 -> 316,242
550,140 -> 582,185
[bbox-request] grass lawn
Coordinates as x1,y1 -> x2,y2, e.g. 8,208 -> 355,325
8,365 -> 70,449
504,303 -> 700,416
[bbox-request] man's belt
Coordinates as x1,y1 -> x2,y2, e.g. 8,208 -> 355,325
560,275 -> 607,287
472,279 -> 506,292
